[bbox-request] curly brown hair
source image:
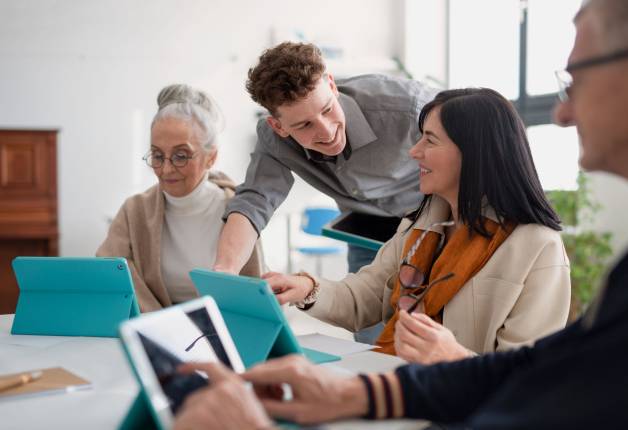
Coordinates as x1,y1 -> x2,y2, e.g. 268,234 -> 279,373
246,42 -> 326,116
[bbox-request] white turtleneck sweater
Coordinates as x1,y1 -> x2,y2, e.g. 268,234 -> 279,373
161,174 -> 227,303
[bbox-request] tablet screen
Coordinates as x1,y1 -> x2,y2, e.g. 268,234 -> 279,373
332,212 -> 402,243
121,298 -> 245,417
138,332 -> 208,413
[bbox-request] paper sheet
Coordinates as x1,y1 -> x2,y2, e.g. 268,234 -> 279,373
297,333 -> 377,357
0,333 -> 70,348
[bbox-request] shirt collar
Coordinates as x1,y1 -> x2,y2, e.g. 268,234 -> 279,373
162,171 -> 218,214
339,92 -> 377,151
412,195 -> 500,233
304,142 -> 352,163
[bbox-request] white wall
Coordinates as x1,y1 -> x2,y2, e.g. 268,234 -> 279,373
403,0 -> 448,88
0,0 -> 402,274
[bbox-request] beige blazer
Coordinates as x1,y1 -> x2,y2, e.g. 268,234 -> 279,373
96,171 -> 264,312
307,196 -> 571,354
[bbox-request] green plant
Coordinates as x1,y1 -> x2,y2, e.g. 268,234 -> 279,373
546,173 -> 613,321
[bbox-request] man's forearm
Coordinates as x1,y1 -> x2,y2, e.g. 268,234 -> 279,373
214,213 -> 259,274
394,347 -> 533,422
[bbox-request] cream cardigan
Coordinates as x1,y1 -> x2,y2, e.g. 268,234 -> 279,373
97,171 -> 264,312
306,196 -> 571,354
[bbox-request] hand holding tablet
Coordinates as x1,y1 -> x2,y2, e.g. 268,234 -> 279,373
261,271 -> 314,305
119,271 -> 341,429
174,362 -> 272,430
119,297 -> 245,429
189,269 -> 340,367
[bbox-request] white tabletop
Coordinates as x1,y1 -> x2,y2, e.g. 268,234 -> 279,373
0,313 -> 427,430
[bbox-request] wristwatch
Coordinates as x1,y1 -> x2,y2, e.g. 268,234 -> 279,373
294,271 -> 320,310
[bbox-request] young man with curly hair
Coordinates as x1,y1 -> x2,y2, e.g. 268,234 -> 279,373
214,42 -> 436,290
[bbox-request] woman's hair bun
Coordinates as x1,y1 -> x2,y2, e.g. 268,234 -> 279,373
157,84 -> 213,112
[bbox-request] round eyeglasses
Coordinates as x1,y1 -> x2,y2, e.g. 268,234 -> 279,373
143,151 -> 197,168
396,220 -> 455,313
397,272 -> 455,314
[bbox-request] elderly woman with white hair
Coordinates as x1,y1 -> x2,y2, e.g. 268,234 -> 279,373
97,84 -> 263,312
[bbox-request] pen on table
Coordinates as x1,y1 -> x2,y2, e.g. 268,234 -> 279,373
0,371 -> 43,392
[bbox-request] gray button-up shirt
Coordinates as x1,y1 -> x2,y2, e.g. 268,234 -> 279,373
225,74 -> 438,234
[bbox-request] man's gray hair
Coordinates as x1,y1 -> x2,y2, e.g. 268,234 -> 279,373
152,84 -> 225,152
580,0 -> 628,50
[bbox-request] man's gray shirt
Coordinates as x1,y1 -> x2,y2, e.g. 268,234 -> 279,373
225,74 -> 438,234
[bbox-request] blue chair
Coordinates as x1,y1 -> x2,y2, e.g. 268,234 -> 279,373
291,207 -> 343,276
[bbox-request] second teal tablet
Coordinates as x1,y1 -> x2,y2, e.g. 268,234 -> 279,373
189,269 -> 340,368
11,257 -> 140,337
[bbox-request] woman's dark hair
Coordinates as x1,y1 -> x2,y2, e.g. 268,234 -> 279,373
412,88 -> 561,236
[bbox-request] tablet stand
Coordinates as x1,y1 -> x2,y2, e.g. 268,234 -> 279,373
118,390 -> 158,430
11,257 -> 141,337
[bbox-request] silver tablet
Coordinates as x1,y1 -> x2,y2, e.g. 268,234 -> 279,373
119,296 -> 245,429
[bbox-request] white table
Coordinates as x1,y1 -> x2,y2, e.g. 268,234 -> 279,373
0,314 -> 428,429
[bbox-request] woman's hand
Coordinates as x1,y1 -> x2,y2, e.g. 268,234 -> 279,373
243,354 -> 368,425
173,362 -> 272,430
262,272 -> 314,305
394,310 -> 473,365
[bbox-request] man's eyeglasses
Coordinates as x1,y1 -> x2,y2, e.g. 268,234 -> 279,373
143,151 -> 197,168
555,47 -> 628,102
397,220 -> 455,313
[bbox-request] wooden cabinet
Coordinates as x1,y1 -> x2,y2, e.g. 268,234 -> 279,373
0,129 -> 58,314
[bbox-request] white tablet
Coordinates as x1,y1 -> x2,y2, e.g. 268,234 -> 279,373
119,296 -> 245,429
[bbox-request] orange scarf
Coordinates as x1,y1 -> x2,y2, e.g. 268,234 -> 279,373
376,218 -> 515,355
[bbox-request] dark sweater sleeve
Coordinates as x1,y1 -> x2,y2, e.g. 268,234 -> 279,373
394,346 -> 534,423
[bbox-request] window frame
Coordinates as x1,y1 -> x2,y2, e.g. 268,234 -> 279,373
511,0 -> 558,127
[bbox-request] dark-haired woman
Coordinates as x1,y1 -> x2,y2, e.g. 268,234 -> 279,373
265,88 -> 570,364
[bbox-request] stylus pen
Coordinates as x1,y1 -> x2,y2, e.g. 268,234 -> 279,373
0,371 -> 43,392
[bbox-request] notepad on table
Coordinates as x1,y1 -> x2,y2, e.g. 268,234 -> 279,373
0,367 -> 92,401
296,333 -> 378,357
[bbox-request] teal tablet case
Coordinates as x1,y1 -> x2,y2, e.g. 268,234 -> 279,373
189,269 -> 341,368
322,224 -> 384,250
118,333 -> 162,430
118,376 -> 299,430
118,388 -> 158,430
11,257 -> 140,337
321,213 -> 385,251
